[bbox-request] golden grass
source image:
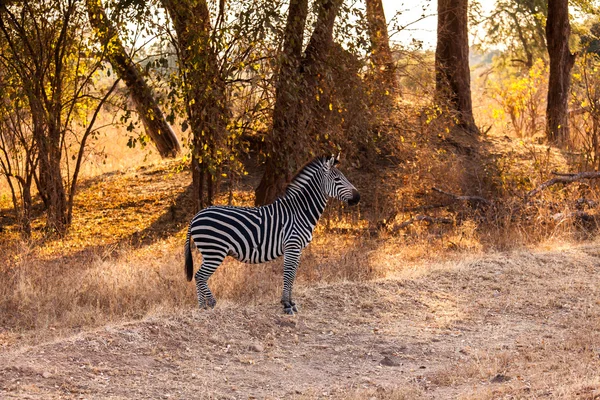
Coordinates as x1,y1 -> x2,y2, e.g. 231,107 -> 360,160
2,236 -> 600,398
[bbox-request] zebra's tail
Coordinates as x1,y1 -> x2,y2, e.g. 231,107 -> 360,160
184,225 -> 194,282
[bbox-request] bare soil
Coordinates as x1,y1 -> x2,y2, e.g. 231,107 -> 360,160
2,244 -> 600,399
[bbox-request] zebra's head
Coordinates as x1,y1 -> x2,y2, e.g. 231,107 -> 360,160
322,154 -> 360,206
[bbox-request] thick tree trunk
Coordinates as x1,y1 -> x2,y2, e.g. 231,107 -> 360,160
365,0 -> 397,98
255,0 -> 309,206
435,0 -> 478,133
298,0 -> 343,138
163,0 -> 229,211
546,0 -> 576,146
86,0 -> 181,158
255,0 -> 342,205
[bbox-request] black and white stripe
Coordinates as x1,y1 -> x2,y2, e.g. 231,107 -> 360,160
184,155 -> 360,314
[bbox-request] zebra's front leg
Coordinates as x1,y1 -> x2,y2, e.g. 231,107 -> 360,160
281,247 -> 301,315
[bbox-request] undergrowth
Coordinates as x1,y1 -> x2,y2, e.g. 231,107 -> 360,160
1,122 -> 599,343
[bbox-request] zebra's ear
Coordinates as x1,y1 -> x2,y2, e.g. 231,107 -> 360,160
334,152 -> 340,165
326,155 -> 336,169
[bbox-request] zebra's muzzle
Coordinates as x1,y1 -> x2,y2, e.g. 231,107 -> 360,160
347,190 -> 360,206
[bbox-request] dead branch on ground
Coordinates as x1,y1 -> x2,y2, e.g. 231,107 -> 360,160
390,215 -> 453,233
377,203 -> 454,230
526,171 -> 600,199
432,187 -> 491,207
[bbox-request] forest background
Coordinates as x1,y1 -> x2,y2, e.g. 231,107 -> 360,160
0,0 -> 600,357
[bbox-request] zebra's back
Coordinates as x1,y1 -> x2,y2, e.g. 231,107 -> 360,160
189,204 -> 285,264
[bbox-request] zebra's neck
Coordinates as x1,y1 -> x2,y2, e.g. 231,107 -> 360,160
278,171 -> 328,228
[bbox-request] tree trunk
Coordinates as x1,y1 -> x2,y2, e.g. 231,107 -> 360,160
255,0 -> 342,205
298,0 -> 343,138
255,0 -> 309,206
365,0 -> 397,98
86,0 -> 181,158
36,121 -> 68,235
435,0 -> 478,133
163,0 -> 229,211
545,0 -> 576,146
22,84 -> 69,235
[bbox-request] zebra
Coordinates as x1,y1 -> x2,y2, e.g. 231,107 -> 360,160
184,154 -> 360,314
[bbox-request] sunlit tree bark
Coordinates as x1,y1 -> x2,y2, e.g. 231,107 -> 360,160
545,0 -> 576,146
366,0 -> 397,98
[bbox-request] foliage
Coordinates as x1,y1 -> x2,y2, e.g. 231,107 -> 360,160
473,0 -> 547,69
486,59 -> 548,138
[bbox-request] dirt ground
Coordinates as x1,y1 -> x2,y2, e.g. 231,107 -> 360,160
1,244 -> 600,399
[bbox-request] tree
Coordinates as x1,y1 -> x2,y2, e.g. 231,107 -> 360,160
255,0 -> 343,205
365,0 -> 397,98
0,0 -> 118,235
254,0 -> 309,206
163,0 -> 229,211
0,79 -> 37,237
86,0 -> 181,159
435,0 -> 478,133
545,0 -> 576,145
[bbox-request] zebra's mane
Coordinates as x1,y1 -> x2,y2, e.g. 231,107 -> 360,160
282,156 -> 327,199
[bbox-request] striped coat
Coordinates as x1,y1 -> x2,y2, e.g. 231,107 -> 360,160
185,155 -> 360,314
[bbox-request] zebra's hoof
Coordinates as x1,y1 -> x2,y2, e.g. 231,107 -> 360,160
291,303 -> 299,313
199,298 -> 217,310
206,298 -> 217,309
283,306 -> 295,315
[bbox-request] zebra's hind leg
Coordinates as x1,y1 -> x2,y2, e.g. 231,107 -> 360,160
194,257 -> 223,309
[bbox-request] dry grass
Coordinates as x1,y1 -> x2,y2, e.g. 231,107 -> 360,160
2,244 -> 600,398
